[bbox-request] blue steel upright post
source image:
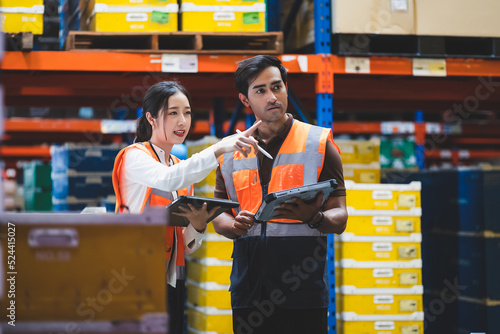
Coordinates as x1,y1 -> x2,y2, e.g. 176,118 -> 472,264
314,0 -> 336,332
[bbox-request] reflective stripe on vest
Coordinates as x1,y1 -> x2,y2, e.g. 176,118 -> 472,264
112,141 -> 189,266
219,120 -> 335,236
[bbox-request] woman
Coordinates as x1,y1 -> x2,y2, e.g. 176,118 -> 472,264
112,81 -> 260,333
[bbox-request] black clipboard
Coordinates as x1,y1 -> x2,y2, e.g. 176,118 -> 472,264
166,196 -> 240,227
254,179 -> 338,222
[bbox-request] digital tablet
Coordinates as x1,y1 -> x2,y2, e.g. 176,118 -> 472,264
166,196 -> 240,227
254,179 -> 338,222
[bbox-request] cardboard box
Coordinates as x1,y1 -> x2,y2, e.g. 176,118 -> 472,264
415,0 -> 500,37
332,0 -> 415,35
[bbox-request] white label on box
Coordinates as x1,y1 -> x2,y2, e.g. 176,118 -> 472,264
372,216 -> 393,226
391,0 -> 408,12
126,13 -> 148,22
161,54 -> 198,73
86,177 -> 102,184
413,58 -> 447,77
375,321 -> 396,330
372,190 -> 393,200
85,150 -> 102,158
373,268 -> 394,278
345,57 -> 370,74
374,295 -> 394,304
214,12 -> 235,21
373,242 -> 393,252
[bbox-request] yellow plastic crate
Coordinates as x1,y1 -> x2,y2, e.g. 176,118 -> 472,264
85,0 -> 176,8
0,6 -> 43,34
336,138 -> 380,164
187,304 -> 232,333
187,257 -> 232,285
0,217 -> 167,321
346,181 -> 421,210
180,3 -> 266,32
188,327 -> 232,334
343,163 -> 381,184
337,287 -> 423,316
1,0 -> 43,6
86,4 -> 178,32
187,280 -> 231,309
190,233 -> 233,261
181,0 -> 264,6
335,234 -> 422,262
345,208 -> 421,236
338,320 -> 424,334
187,137 -> 220,188
336,261 -> 422,290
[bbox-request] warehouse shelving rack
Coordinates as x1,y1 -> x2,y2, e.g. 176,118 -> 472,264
2,1 -> 500,332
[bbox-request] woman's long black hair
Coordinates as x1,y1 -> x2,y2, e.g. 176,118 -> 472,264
136,81 -> 193,143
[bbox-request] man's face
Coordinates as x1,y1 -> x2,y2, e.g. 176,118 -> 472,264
239,66 -> 288,123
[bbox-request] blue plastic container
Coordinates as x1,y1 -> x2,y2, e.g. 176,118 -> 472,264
51,144 -> 123,173
458,234 -> 500,300
52,172 -> 114,200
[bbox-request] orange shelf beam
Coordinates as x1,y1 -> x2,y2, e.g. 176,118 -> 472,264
425,150 -> 500,160
331,56 -> 500,77
0,52 -> 324,74
5,119 -> 102,132
333,122 -> 382,133
0,145 -> 51,158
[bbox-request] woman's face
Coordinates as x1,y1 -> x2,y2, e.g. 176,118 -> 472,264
152,92 -> 192,148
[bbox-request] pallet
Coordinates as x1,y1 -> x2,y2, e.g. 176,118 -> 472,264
3,32 -> 35,51
332,33 -> 500,59
65,31 -> 283,54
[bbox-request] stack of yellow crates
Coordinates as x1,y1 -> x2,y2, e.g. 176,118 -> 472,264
335,138 -> 381,184
336,180 -> 424,334
185,136 -> 234,334
80,0 -> 178,32
180,0 -> 265,32
0,0 -> 44,34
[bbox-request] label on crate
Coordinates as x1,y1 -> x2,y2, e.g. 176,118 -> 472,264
373,268 -> 394,278
372,216 -> 393,225
151,11 -> 169,24
213,12 -> 235,21
374,295 -> 394,304
372,190 -> 393,200
126,13 -> 148,22
375,321 -> 396,330
372,242 -> 393,252
242,12 -> 260,24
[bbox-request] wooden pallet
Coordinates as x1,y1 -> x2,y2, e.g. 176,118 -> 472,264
3,32 -> 34,51
65,31 -> 283,54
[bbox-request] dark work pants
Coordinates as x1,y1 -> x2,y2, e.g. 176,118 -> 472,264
233,306 -> 328,334
232,287 -> 328,334
167,279 -> 186,334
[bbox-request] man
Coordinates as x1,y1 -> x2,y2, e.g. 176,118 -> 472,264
212,55 -> 348,334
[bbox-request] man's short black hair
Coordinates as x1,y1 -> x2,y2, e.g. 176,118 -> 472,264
235,55 -> 288,97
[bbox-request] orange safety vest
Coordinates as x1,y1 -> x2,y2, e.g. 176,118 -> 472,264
112,141 -> 190,265
219,120 -> 340,224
